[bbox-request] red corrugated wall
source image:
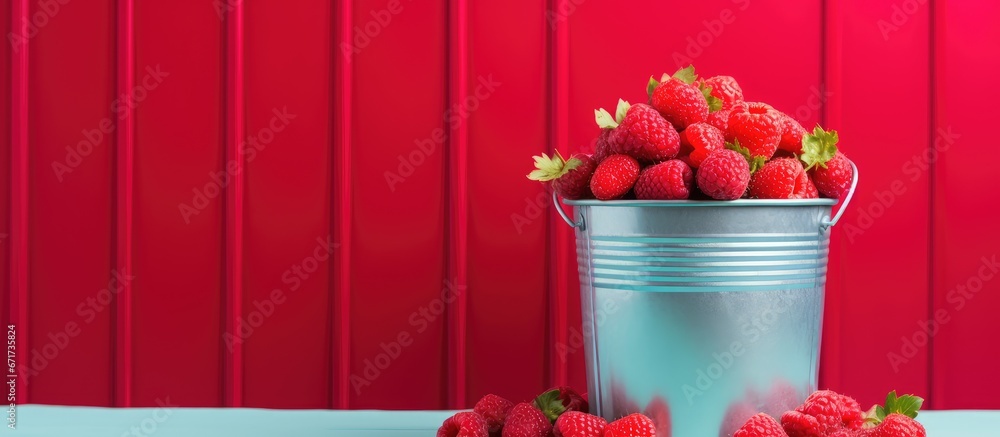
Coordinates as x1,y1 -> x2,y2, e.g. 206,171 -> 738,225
2,0 -> 998,410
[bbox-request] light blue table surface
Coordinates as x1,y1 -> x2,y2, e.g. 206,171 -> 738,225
2,405 -> 996,436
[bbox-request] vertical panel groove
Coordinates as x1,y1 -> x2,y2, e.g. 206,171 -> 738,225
819,0 -> 827,128
446,0 -> 469,409
819,0 -> 843,391
10,0 -> 29,405
223,0 -> 246,408
327,0 -> 337,409
113,0 -> 135,408
547,0 -> 570,388
333,0 -> 353,410
926,0 -> 937,409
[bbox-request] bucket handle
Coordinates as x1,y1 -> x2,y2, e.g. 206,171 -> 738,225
553,191 -> 585,229
820,160 -> 859,229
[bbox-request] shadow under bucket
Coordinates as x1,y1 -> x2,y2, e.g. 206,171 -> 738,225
556,166 -> 856,437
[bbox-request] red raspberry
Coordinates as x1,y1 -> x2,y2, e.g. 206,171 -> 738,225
793,172 -> 819,199
527,152 -> 596,200
696,149 -> 750,200
438,412 -> 489,437
749,158 -> 804,199
702,75 -> 744,110
809,152 -> 853,198
799,126 -> 854,198
727,102 -> 781,159
804,390 -> 864,428
634,160 -> 693,200
776,112 -> 807,154
502,403 -> 552,437
860,413 -> 925,437
706,107 -> 732,132
594,129 -> 613,162
781,411 -> 824,437
735,413 -> 788,437
781,390 -> 864,437
590,154 -> 640,200
551,155 -> 596,199
603,413 -> 656,437
605,102 -> 680,162
651,78 -> 709,130
553,411 -> 607,437
474,394 -> 514,436
680,122 -> 725,168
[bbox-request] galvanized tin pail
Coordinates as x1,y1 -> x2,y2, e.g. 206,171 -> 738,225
556,165 -> 857,437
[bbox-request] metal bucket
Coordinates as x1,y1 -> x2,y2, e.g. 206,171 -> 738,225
555,165 -> 857,437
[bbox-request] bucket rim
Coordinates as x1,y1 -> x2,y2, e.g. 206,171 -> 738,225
563,198 -> 838,207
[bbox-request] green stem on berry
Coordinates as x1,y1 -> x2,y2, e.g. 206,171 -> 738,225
615,99 -> 630,124
799,125 -> 840,171
673,65 -> 698,84
527,150 -> 581,181
647,76 -> 660,99
595,108 -> 618,129
861,391 -> 925,428
725,140 -> 765,174
698,82 -> 723,112
534,389 -> 567,423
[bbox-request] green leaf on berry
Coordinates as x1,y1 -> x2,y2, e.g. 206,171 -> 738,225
615,99 -> 631,124
799,125 -> 839,171
595,108 -> 618,129
863,405 -> 881,426
863,391 -> 924,427
526,151 -> 582,181
647,76 -> 660,99
883,391 -> 923,419
533,389 -> 567,423
725,139 -> 765,173
699,83 -> 724,113
673,65 -> 698,85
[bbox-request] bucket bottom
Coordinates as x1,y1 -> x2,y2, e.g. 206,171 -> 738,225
583,287 -> 824,437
